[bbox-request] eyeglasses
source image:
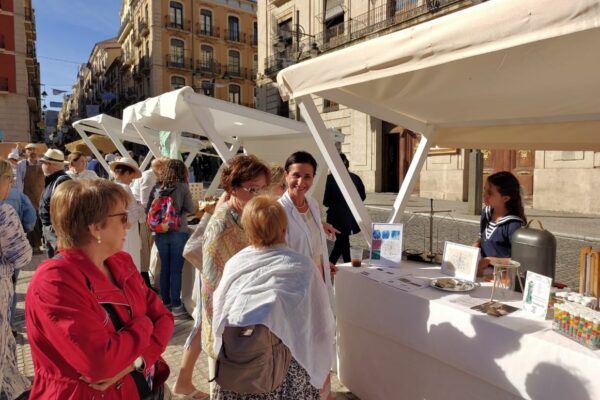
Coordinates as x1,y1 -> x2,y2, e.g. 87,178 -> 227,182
107,212 -> 129,225
239,185 -> 268,195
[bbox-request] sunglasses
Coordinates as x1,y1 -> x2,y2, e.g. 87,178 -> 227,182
107,212 -> 129,225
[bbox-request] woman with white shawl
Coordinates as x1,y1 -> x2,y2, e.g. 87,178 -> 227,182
211,195 -> 335,400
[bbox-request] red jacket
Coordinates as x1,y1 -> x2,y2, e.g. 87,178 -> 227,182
25,249 -> 174,399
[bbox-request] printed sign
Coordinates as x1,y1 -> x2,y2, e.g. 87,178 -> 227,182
441,241 -> 480,282
370,223 -> 403,267
522,271 -> 553,319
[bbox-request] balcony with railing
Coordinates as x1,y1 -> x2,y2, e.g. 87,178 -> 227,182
224,29 -> 246,45
196,24 -> 220,39
24,7 -> 35,24
139,56 -> 151,73
26,44 -> 36,58
265,0 -> 466,78
166,54 -> 193,70
165,16 -> 192,32
195,59 -> 221,76
251,34 -> 258,47
118,11 -> 132,38
133,30 -> 142,46
139,21 -> 149,37
224,66 -> 253,80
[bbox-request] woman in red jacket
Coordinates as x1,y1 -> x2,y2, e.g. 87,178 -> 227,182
25,179 -> 174,399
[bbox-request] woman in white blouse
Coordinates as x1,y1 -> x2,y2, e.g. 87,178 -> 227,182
277,151 -> 337,400
110,157 -> 145,271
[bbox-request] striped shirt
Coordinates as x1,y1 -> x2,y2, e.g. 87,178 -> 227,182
0,203 -> 32,276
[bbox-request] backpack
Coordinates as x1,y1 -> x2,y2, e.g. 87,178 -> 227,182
146,195 -> 180,233
213,324 -> 292,394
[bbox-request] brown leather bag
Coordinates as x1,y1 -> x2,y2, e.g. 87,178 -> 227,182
214,324 -> 292,394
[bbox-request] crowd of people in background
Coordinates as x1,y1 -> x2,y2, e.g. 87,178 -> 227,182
0,141 -> 526,400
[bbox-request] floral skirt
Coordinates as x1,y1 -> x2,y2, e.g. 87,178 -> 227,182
212,359 -> 320,400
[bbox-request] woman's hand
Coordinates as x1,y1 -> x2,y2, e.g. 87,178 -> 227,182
330,262 -> 338,281
322,222 -> 340,240
81,363 -> 135,391
477,257 -> 491,277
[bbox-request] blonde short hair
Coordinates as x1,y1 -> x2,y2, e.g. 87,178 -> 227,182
51,180 -> 130,249
269,164 -> 286,191
241,195 -> 287,248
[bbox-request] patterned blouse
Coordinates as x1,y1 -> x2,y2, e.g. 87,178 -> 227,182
0,203 -> 32,277
201,203 -> 248,359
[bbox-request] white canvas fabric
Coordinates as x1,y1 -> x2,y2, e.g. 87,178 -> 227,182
211,245 -> 335,388
276,0 -> 600,150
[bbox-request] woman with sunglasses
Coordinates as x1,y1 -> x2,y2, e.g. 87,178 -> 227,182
66,151 -> 99,180
110,157 -> 145,272
0,160 -> 31,400
25,179 -> 174,399
190,154 -> 269,397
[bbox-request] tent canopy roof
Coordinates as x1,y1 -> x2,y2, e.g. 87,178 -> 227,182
122,86 -> 343,142
277,0 -> 600,150
73,113 -> 209,153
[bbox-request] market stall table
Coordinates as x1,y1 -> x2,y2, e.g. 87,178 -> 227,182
335,262 -> 599,400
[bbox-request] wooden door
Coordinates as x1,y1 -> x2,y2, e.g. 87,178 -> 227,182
382,122 -> 419,193
482,149 -> 534,204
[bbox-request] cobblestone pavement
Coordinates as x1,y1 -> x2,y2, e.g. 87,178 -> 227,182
14,197 -> 599,398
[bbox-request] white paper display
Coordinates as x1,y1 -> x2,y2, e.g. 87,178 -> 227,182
522,271 -> 553,319
440,241 -> 480,282
370,223 -> 403,267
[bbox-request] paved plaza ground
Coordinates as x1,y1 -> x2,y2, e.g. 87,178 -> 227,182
14,194 -> 599,398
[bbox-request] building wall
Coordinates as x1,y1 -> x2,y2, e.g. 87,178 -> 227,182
0,0 -> 37,142
533,151 -> 600,214
419,152 -> 465,201
118,0 -> 257,105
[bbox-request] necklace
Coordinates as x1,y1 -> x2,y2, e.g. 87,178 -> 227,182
295,198 -> 308,211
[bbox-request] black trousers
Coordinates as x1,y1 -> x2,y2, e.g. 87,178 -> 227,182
329,233 -> 350,264
42,225 -> 58,258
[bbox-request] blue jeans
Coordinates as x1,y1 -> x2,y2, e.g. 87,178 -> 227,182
155,231 -> 189,308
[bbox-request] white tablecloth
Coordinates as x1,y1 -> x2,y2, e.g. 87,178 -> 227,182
335,262 -> 599,400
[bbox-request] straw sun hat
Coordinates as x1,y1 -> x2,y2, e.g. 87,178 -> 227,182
40,149 -> 66,165
109,157 -> 142,179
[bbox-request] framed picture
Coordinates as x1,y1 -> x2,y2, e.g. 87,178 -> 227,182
441,241 -> 480,282
370,223 -> 403,267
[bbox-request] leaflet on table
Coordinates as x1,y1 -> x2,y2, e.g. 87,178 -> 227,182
357,267 -> 428,292
370,223 -> 403,267
522,271 -> 553,319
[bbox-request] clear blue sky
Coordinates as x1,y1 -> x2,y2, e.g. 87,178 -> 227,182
33,0 -> 121,110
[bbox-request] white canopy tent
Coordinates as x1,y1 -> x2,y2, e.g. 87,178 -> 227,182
72,114 -> 212,173
121,86 -> 344,200
277,0 -> 600,237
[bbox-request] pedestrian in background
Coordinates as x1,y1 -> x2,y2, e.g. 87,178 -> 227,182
132,157 -> 167,288
111,157 -> 145,272
38,149 -> 71,258
269,164 -> 286,197
66,151 -> 99,180
25,179 -> 173,399
147,159 -> 197,317
16,143 -> 45,254
0,160 -> 31,400
323,153 -> 366,264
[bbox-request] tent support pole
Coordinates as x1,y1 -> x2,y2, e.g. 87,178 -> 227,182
297,95 -> 373,246
189,111 -> 236,163
72,124 -> 111,175
132,123 -> 162,158
184,150 -> 198,168
140,152 -> 153,171
204,139 -> 241,198
100,124 -> 130,159
388,126 -> 435,223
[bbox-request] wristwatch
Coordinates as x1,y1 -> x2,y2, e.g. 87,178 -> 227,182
133,356 -> 144,371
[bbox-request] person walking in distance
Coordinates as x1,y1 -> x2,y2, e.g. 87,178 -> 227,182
38,149 -> 71,258
15,143 -> 45,254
